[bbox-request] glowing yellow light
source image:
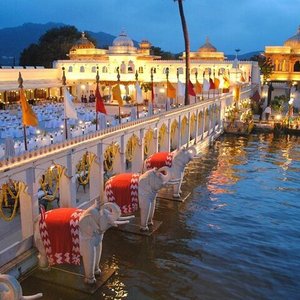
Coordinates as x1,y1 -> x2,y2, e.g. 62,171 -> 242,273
275,115 -> 282,120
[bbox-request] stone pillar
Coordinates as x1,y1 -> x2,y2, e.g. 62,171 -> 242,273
96,143 -> 104,203
89,160 -> 101,204
20,169 -> 35,239
177,115 -> 182,149
60,154 -> 76,207
132,129 -> 144,173
166,119 -> 171,152
187,112 -> 191,147
116,135 -> 126,174
195,109 -> 199,143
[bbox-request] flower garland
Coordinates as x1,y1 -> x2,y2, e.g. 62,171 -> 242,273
144,130 -> 154,156
104,143 -> 119,172
0,181 -> 23,222
181,117 -> 188,136
190,114 -> 196,135
76,152 -> 96,185
39,165 -> 64,202
125,135 -> 139,162
158,124 -> 167,147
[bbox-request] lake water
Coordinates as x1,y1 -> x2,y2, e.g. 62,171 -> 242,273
22,133 -> 300,300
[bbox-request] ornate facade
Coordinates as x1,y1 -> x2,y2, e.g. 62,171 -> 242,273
265,27 -> 300,81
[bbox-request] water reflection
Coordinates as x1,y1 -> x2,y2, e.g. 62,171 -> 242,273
22,133 -> 300,299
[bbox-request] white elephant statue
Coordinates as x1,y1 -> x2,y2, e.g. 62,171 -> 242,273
144,146 -> 197,197
105,168 -> 170,231
0,274 -> 42,300
34,202 -> 133,285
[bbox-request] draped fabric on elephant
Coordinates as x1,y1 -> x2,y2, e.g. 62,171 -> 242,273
39,208 -> 83,265
105,173 -> 139,214
145,152 -> 174,169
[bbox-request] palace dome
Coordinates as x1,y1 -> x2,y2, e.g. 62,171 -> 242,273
113,31 -> 134,47
284,26 -> 300,48
71,32 -> 95,50
198,37 -> 217,52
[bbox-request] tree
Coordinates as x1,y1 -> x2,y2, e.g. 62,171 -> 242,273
175,0 -> 190,105
19,26 -> 96,68
250,54 -> 274,84
150,46 -> 176,60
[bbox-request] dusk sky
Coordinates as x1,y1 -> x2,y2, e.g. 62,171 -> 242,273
0,0 -> 299,54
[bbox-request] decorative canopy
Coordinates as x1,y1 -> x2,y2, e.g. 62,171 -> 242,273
113,31 -> 134,47
70,32 -> 95,50
198,37 -> 217,52
284,26 -> 300,49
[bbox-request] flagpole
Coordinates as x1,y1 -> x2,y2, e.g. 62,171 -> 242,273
62,67 -> 68,140
18,72 -> 28,151
135,71 -> 139,119
166,67 -> 169,111
96,67 -> 99,131
150,67 -> 154,114
176,69 -> 179,107
117,67 -> 121,124
195,70 -> 198,103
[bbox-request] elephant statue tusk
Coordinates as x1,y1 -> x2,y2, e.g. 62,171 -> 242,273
22,294 -> 43,300
117,215 -> 135,220
114,220 -> 130,225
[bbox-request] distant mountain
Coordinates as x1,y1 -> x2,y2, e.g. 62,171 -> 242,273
0,23 -> 141,65
0,22 -> 65,65
226,51 -> 263,60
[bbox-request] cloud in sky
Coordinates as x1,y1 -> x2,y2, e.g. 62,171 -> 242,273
0,0 -> 299,54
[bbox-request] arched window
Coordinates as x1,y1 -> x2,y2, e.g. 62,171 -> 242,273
91,66 -> 97,73
163,67 -> 168,74
102,66 -> 108,73
294,61 -> 300,72
191,67 -> 197,74
138,66 -> 143,73
120,62 -> 126,74
282,60 -> 286,72
128,61 -> 135,73
218,68 -> 225,75
177,67 -> 184,74
68,66 -> 73,72
80,66 -> 85,73
204,67 -> 211,76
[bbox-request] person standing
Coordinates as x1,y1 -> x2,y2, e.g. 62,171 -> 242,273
258,102 -> 264,122
264,105 -> 272,122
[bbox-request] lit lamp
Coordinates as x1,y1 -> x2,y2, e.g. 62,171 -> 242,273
288,97 -> 294,127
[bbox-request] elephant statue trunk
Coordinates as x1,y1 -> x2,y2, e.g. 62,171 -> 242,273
34,202 -> 133,285
0,274 -> 43,300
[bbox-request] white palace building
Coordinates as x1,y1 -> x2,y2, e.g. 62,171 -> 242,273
0,31 -> 260,105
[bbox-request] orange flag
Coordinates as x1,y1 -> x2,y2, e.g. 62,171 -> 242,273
20,88 -> 38,126
167,80 -> 176,98
195,80 -> 202,94
112,84 -> 123,107
214,78 -> 220,89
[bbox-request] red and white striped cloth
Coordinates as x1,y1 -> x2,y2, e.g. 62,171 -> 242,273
145,152 -> 174,170
39,208 -> 83,266
105,173 -> 139,214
